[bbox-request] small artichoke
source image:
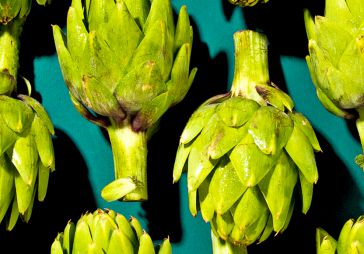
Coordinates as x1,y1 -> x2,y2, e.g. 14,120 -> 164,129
227,0 -> 269,7
0,95 -> 55,230
53,0 -> 196,201
51,208 -> 172,254
173,30 -> 320,250
304,0 -> 364,168
316,216 -> 364,254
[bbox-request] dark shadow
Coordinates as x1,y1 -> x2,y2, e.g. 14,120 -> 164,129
241,0 -> 324,58
222,0 -> 238,21
141,17 -> 229,242
234,0 -> 325,94
249,131 -> 363,253
18,0 -> 69,97
0,129 -> 97,253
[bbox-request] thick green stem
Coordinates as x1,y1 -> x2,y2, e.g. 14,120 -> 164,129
230,30 -> 270,104
355,107 -> 364,169
211,230 -> 248,254
0,18 -> 24,95
107,120 -> 148,201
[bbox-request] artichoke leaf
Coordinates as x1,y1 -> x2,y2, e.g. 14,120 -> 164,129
132,91 -> 169,131
187,115 -> 219,191
230,133 -> 282,187
132,19 -> 173,82
174,5 -> 192,53
82,75 -> 125,121
180,103 -> 217,144
0,95 -> 34,134
115,60 -> 166,113
209,160 -> 246,215
216,97 -> 259,128
285,125 -> 318,184
248,106 -> 293,155
216,212 -> 234,240
72,219 -> 93,254
256,84 -> 294,112
32,115 -> 55,170
101,1 -> 143,74
198,174 -> 215,222
18,94 -> 55,135
233,187 -> 268,232
299,171 -> 314,214
67,6 -> 88,66
258,152 -> 298,232
173,142 -> 192,183
290,112 -> 321,152
123,0 -> 150,29
87,0 -> 115,32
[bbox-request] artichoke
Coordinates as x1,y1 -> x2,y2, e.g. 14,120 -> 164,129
51,208 -> 172,254
227,0 -> 269,7
53,0 -> 196,202
0,94 -> 55,230
173,30 -> 320,251
304,0 -> 364,168
316,216 -> 364,254
0,0 -> 55,229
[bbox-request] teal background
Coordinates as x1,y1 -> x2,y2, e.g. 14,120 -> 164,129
1,0 -> 363,253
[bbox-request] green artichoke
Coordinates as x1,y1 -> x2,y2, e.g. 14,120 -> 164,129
0,0 -> 55,229
304,0 -> 364,168
0,94 -> 55,230
227,0 -> 269,7
173,30 -> 320,251
51,208 -> 172,254
53,0 -> 196,202
316,216 -> 364,254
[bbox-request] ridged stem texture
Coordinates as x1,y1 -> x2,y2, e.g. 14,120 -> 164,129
231,30 -> 269,104
107,120 -> 147,201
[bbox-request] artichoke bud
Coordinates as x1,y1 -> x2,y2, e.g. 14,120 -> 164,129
54,0 -> 195,201
54,0 -> 195,128
305,0 -> 364,169
173,30 -> 320,248
227,0 -> 269,7
52,209 -> 173,254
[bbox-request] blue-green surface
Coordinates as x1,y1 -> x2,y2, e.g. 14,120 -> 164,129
17,0 -> 364,253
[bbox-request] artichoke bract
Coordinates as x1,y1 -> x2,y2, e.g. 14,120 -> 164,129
227,0 -> 269,7
0,0 -> 55,229
316,216 -> 364,254
173,30 -> 320,251
304,0 -> 364,168
51,208 -> 172,254
53,0 -> 196,202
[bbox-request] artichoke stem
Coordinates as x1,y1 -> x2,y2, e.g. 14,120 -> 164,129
211,230 -> 248,254
355,107 -> 364,169
107,120 -> 148,201
230,30 -> 269,104
0,18 -> 25,95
